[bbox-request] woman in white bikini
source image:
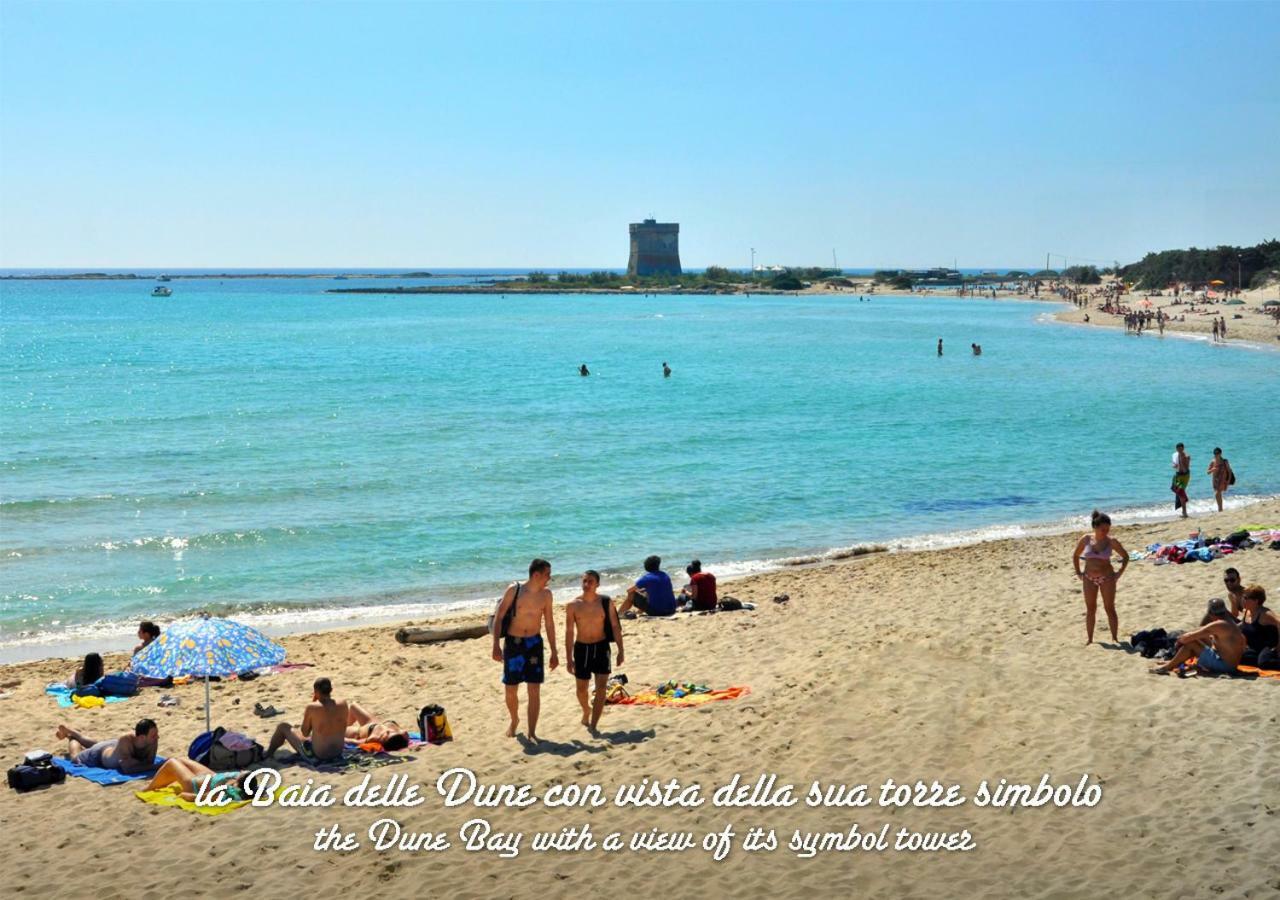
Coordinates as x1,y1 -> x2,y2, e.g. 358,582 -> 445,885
1072,510 -> 1129,644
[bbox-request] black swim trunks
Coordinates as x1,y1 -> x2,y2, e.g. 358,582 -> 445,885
502,634 -> 545,685
572,640 -> 611,680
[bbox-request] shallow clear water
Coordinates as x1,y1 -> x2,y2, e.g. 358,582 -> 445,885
2,276 -> 1277,649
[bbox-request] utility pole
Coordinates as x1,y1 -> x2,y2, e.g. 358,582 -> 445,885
750,247 -> 756,275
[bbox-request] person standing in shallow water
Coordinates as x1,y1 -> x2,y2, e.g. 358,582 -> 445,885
937,338 -> 943,356
1170,442 -> 1191,518
1207,447 -> 1234,512
579,363 -> 589,376
662,361 -> 671,378
491,558 -> 558,741
1071,510 -> 1129,644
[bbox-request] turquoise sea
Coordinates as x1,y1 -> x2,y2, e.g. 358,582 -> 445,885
2,273 -> 1278,658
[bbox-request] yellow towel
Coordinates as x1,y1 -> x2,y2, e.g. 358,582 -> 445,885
134,782 -> 253,816
71,694 -> 105,709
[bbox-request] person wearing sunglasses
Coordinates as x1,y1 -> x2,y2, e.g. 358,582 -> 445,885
1223,568 -> 1245,617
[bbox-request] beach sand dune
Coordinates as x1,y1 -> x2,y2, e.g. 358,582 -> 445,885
2,501 -> 1278,898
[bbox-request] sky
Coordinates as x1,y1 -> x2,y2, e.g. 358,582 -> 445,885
1,1 -> 1277,270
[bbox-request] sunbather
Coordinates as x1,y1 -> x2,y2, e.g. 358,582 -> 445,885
1240,585 -> 1280,665
1150,599 -> 1246,675
345,702 -> 410,750
144,757 -> 267,803
66,652 -> 103,690
264,677 -> 348,761
55,718 -> 159,773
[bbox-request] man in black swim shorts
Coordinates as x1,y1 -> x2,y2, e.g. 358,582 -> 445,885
565,569 -> 624,731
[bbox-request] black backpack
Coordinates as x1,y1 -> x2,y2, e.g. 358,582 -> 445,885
8,753 -> 66,792
199,727 -> 266,772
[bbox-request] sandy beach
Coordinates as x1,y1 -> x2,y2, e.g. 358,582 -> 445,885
3,498 -> 1278,899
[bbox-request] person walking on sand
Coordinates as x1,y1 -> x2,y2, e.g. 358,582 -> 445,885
1072,510 -> 1129,644
491,558 -> 558,740
1171,442 -> 1191,518
565,569 -> 624,732
1207,447 -> 1234,512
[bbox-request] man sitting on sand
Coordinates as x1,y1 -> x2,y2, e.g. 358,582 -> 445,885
55,718 -> 159,773
618,555 -> 677,618
265,677 -> 348,761
345,702 -> 411,750
565,569 -> 624,731
491,558 -> 559,740
1150,599 -> 1245,676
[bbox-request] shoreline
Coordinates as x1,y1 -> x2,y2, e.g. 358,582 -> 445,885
6,490 -> 1275,667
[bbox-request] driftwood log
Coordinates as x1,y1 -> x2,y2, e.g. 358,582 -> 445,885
395,623 -> 490,645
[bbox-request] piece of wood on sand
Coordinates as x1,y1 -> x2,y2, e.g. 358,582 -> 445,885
395,623 -> 490,645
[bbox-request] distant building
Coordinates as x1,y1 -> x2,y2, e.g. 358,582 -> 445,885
627,219 -> 681,276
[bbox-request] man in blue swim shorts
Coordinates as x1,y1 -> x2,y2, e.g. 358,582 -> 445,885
1150,598 -> 1245,676
491,558 -> 559,741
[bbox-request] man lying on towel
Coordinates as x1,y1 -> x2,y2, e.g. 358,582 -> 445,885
265,676 -> 347,762
56,719 -> 159,772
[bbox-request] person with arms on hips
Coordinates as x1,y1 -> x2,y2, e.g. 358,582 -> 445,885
1150,598 -> 1245,676
618,555 -> 678,618
1206,447 -> 1234,513
265,677 -> 348,762
1170,442 -> 1191,518
491,558 -> 559,741
564,569 -> 624,732
1071,510 -> 1129,644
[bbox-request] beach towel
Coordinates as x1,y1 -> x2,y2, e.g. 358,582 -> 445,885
134,782 -> 258,816
613,683 -> 751,707
1237,665 -> 1280,681
46,684 -> 130,709
52,755 -> 166,785
279,745 -> 410,773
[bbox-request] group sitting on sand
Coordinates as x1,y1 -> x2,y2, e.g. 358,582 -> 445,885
265,677 -> 410,761
1073,508 -> 1277,676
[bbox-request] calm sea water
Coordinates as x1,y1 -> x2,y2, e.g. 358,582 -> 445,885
2,275 -> 1278,654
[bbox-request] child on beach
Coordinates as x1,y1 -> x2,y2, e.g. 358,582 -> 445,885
565,570 -> 624,731
491,559 -> 558,740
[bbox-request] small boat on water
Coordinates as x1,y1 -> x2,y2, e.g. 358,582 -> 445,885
152,286 -> 172,297
157,274 -> 171,282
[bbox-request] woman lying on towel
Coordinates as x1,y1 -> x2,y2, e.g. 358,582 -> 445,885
144,758 -> 268,803
344,702 -> 411,750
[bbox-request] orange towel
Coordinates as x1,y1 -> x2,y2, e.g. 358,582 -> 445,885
615,686 -> 751,707
1237,665 -> 1280,680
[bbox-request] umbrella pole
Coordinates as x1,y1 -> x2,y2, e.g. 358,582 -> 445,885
205,675 -> 212,734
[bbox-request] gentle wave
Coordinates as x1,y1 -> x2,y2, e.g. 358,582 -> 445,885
6,491 -> 1275,659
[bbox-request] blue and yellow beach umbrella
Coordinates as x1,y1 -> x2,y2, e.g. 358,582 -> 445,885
133,614 -> 286,733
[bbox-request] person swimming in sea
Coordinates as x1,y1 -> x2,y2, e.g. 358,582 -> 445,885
579,364 -> 589,376
1071,509 -> 1129,644
937,338 -> 943,356
662,362 -> 671,378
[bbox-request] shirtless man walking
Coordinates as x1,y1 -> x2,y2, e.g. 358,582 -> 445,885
1150,599 -> 1246,675
565,569 -> 624,732
265,676 -> 348,761
491,558 -> 559,740
55,718 -> 159,773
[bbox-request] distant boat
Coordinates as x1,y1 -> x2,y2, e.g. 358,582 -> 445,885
152,286 -> 172,297
334,275 -> 349,280
157,274 -> 171,282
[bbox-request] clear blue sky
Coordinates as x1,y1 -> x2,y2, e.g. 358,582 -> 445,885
2,1 -> 1277,269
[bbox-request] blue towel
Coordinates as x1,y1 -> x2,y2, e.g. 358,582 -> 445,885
45,684 -> 131,708
52,755 -> 166,785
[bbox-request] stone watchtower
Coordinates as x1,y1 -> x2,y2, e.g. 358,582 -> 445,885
627,219 -> 681,276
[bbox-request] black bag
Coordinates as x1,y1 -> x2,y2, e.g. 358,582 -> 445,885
200,727 -> 266,771
8,753 -> 66,792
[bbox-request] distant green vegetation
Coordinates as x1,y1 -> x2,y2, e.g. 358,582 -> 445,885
1062,265 -> 1101,284
499,267 -> 841,292
1118,240 -> 1280,289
